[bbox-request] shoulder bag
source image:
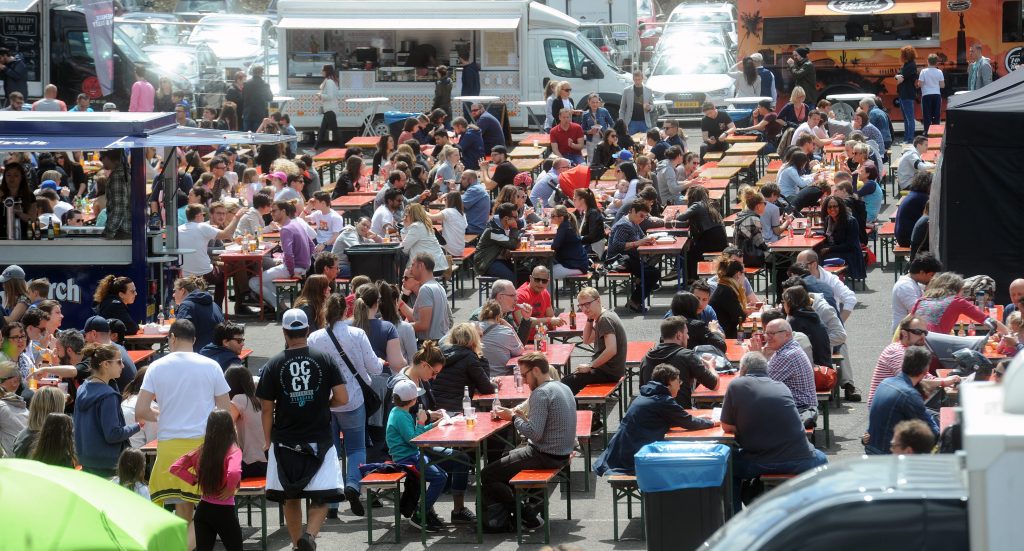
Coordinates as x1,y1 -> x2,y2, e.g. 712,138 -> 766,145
326,326 -> 383,417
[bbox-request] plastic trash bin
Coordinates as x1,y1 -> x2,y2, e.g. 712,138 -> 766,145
385,111 -> 419,139
721,108 -> 752,128
347,243 -> 405,285
635,442 -> 731,551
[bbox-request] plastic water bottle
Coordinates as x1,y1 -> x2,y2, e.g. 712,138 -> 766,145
513,365 -> 523,391
462,386 -> 472,417
157,311 -> 164,326
537,325 -> 547,352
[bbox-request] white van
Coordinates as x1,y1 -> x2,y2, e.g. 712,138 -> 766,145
275,0 -> 632,133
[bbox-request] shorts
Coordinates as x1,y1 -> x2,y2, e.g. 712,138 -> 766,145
150,437 -> 203,506
266,442 -> 343,503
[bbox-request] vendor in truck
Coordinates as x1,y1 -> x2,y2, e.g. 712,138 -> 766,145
100,150 -> 131,240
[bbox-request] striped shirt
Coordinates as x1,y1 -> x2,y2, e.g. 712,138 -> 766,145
767,339 -> 817,409
607,216 -> 645,260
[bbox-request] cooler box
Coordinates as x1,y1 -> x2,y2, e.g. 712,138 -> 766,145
347,243 -> 404,285
385,111 -> 419,139
635,442 -> 731,551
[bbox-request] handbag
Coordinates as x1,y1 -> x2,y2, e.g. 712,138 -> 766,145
813,364 -> 837,392
326,328 -> 383,417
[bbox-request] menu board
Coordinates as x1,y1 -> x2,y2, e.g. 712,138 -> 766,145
482,31 -> 517,69
1,13 -> 40,82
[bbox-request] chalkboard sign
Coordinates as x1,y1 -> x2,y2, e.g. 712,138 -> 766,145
1,13 -> 40,82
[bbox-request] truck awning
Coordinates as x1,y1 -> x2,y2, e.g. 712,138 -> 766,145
278,16 -> 520,31
804,1 -> 940,16
0,0 -> 39,12
0,124 -> 295,152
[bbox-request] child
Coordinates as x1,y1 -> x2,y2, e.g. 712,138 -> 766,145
997,311 -> 1024,357
224,366 -> 268,478
607,179 -> 630,216
30,412 -> 76,468
170,410 -> 243,551
386,378 -> 472,533
113,448 -> 151,500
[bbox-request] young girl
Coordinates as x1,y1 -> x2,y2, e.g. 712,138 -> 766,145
113,448 -> 151,500
170,410 -> 243,551
997,311 -> 1024,357
224,366 -> 267,478
31,412 -> 76,468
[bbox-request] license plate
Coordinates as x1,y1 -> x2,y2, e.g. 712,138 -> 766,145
674,101 -> 699,108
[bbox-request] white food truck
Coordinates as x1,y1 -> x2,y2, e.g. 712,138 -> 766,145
275,0 -> 632,133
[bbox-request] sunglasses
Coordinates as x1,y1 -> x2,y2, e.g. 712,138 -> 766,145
905,328 -> 928,336
533,277 -> 549,284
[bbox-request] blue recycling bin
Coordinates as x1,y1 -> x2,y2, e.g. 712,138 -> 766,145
721,108 -> 753,128
635,442 -> 731,551
384,111 -> 419,138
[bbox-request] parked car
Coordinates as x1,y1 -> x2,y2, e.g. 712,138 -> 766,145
637,0 -> 664,60
580,24 -> 622,66
666,2 -> 737,46
143,44 -> 221,107
173,0 -> 241,22
118,13 -> 186,47
648,24 -> 734,71
647,47 -> 734,119
186,14 -> 276,73
701,455 -> 969,551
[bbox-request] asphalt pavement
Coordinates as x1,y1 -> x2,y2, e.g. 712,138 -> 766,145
230,130 -> 903,550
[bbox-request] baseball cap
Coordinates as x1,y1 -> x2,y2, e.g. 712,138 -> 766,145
40,180 -> 59,191
103,102 -> 118,112
491,145 -> 508,155
0,265 -> 25,283
795,47 -> 811,58
107,318 -> 127,336
83,315 -> 111,333
0,361 -> 19,381
393,379 -> 425,401
282,308 -> 309,330
269,171 -> 289,182
612,150 -> 633,161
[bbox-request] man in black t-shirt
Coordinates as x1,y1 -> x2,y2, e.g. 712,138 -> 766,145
256,309 -> 347,551
479,145 -> 519,192
699,101 -> 735,159
639,317 -> 719,409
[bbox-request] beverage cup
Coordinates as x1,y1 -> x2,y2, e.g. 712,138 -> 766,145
465,407 -> 477,428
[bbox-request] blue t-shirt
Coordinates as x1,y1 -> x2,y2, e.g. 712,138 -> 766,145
346,319 -> 398,361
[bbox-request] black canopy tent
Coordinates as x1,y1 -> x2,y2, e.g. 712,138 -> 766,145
933,69 -> 1024,304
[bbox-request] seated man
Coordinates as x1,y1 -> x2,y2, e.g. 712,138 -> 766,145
198,321 -> 245,371
595,364 -> 716,475
249,201 -> 312,311
473,202 -> 522,284
722,352 -> 827,511
751,319 -> 818,428
468,279 -> 533,343
890,419 -> 936,455
563,286 -> 626,395
865,345 -> 940,455
516,266 -> 565,342
639,317 -> 719,408
485,352 -> 576,529
867,316 -> 959,406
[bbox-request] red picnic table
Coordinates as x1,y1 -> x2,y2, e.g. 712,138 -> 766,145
411,415 -> 513,543
506,342 -> 575,374
624,341 -> 656,399
576,379 -> 624,447
127,349 -> 155,364
220,246 -> 274,321
927,124 -> 945,137
473,375 -> 530,406
724,134 -> 756,143
519,133 -> 552,147
330,195 -> 373,222
345,136 -> 379,149
940,407 -> 957,433
927,137 -> 941,150
547,311 -> 585,342
313,148 -> 349,181
768,234 -> 824,253
955,304 -> 1002,326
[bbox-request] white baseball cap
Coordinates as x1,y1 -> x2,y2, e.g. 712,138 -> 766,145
393,379 -> 425,401
281,308 -> 309,330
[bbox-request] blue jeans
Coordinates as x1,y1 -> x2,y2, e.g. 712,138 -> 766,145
331,407 -> 366,491
564,153 -> 585,166
485,259 -> 516,281
396,447 -> 469,508
731,448 -> 828,511
339,264 -> 352,278
921,94 -> 941,135
899,98 -> 916,143
628,120 -> 648,134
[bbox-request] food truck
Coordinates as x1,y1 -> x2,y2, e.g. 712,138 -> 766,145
0,112 -> 292,329
735,0 -> 1024,119
276,0 -> 633,133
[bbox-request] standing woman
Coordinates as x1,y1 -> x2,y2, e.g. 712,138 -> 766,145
542,80 -> 559,131
400,203 -> 449,272
1,163 -> 37,239
93,275 -> 139,337
573,188 -> 605,257
432,65 -> 453,120
307,293 -> 382,517
676,185 -> 729,281
2,265 -> 31,324
372,135 -> 395,177
73,343 -> 141,476
348,284 -> 406,372
581,93 -> 615,163
378,282 -> 417,367
551,205 -> 590,278
818,195 -> 865,280
154,77 -> 175,112
896,45 -> 918,144
224,365 -> 267,479
729,57 -> 761,98
315,64 -> 341,149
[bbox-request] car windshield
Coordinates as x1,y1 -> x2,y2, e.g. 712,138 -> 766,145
188,23 -> 261,46
652,54 -> 727,76
119,20 -> 180,46
112,27 -> 151,64
176,0 -> 226,12
668,10 -> 731,24
660,31 -> 726,49
148,50 -> 198,77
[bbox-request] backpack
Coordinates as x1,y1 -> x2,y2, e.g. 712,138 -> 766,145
735,212 -> 766,268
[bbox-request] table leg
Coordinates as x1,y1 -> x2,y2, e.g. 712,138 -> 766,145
583,437 -> 591,492
419,453 -> 427,545
475,445 -> 484,544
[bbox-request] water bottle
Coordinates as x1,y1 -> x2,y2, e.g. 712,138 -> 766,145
157,311 -> 164,326
462,386 -> 472,417
513,365 -> 523,391
529,234 -> 536,250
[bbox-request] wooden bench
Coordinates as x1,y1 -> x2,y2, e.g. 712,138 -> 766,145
553,272 -> 594,310
604,272 -> 633,310
477,275 -> 498,306
360,471 -> 406,544
510,468 -> 570,544
576,379 -> 625,447
760,473 -> 796,490
272,277 -> 303,315
608,474 -> 645,542
893,246 -> 912,282
575,410 -> 594,492
235,477 -> 268,551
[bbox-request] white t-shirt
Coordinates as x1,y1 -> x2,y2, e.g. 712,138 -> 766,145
307,209 -> 345,245
231,394 -> 267,465
440,207 -> 467,257
53,201 -> 73,219
370,205 -> 395,236
140,351 -> 230,440
178,221 -> 220,276
918,67 -> 944,96
121,394 -> 159,448
793,122 -> 816,143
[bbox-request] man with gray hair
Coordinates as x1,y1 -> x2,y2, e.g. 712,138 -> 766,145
751,319 -> 818,427
796,249 -> 857,322
859,96 -> 892,150
722,351 -> 827,510
750,53 -> 776,103
469,278 -> 533,342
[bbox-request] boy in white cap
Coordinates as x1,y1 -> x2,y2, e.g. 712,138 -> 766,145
256,309 -> 348,551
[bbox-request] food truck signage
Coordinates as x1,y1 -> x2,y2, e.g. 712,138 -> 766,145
826,0 -> 895,14
1006,47 -> 1024,73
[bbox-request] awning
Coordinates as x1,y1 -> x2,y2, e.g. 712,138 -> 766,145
0,0 -> 39,12
0,126 -> 295,152
805,1 -> 940,16
278,16 -> 520,31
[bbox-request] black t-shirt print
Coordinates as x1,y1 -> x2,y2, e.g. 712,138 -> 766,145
256,346 -> 344,444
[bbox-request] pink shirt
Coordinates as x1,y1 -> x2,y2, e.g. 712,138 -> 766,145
912,295 -> 987,335
130,79 -> 156,112
170,445 -> 243,505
